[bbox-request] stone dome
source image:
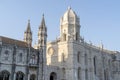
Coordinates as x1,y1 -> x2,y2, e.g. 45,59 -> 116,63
60,7 -> 79,25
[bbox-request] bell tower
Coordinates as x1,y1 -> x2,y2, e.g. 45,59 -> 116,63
37,15 -> 47,80
57,7 -> 81,80
60,7 -> 80,41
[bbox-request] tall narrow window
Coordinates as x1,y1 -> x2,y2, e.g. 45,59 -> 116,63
63,33 -> 66,41
4,50 -> 9,61
108,60 -> 111,74
77,52 -> 80,63
104,69 -> 109,80
78,67 -> 81,80
93,57 -> 96,74
62,53 -> 65,62
62,68 -> 66,79
76,32 -> 78,40
85,53 -> 87,65
104,70 -> 106,80
85,69 -> 88,80
18,53 -> 22,62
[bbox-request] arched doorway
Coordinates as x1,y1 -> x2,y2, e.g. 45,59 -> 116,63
0,70 -> 10,80
16,71 -> 24,80
30,74 -> 36,80
50,72 -> 57,80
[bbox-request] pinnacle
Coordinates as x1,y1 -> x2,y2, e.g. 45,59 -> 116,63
26,19 -> 32,33
28,19 -> 30,23
68,6 -> 71,10
40,15 -> 46,28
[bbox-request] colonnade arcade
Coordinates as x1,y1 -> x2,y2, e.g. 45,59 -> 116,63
0,70 -> 36,80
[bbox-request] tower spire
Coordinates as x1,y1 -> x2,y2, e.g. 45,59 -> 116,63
24,20 -> 32,46
26,20 -> 31,32
37,15 -> 47,80
38,15 -> 47,48
40,14 -> 46,29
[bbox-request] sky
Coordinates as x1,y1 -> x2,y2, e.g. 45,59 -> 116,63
0,0 -> 120,51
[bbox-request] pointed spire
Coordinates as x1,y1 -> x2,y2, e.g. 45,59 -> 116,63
24,19 -> 32,46
38,15 -> 47,48
39,14 -> 47,32
40,14 -> 46,28
26,19 -> 31,32
42,14 -> 45,25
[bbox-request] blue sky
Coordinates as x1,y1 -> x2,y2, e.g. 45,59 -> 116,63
0,0 -> 120,51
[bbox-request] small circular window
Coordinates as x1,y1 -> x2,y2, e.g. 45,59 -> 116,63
48,47 -> 54,56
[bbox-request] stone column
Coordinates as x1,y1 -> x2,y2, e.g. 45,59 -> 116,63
28,74 -> 30,80
81,68 -> 85,80
81,51 -> 86,80
13,73 -> 16,80
0,45 -> 2,58
0,46 -> 2,70
88,53 -> 94,80
26,47 -> 30,80
37,50 -> 43,80
11,46 -> 17,80
75,69 -> 78,80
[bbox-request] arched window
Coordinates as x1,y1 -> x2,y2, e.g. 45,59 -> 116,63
0,70 -> 10,80
30,55 -> 37,64
16,71 -> 24,80
18,53 -> 22,62
77,52 -> 80,63
78,67 -> 81,80
30,74 -> 36,80
4,50 -> 9,61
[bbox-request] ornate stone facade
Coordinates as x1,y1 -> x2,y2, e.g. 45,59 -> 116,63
0,7 -> 120,80
0,15 -> 46,80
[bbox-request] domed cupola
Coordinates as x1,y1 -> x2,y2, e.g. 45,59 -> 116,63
60,7 -> 81,42
60,7 -> 79,25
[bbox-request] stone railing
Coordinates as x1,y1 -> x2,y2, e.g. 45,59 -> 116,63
29,63 -> 38,68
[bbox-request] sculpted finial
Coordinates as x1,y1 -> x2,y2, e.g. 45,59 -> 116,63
28,19 -> 30,23
68,6 -> 71,10
42,13 -> 44,17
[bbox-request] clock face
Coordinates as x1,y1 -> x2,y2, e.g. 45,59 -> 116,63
48,47 -> 54,56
